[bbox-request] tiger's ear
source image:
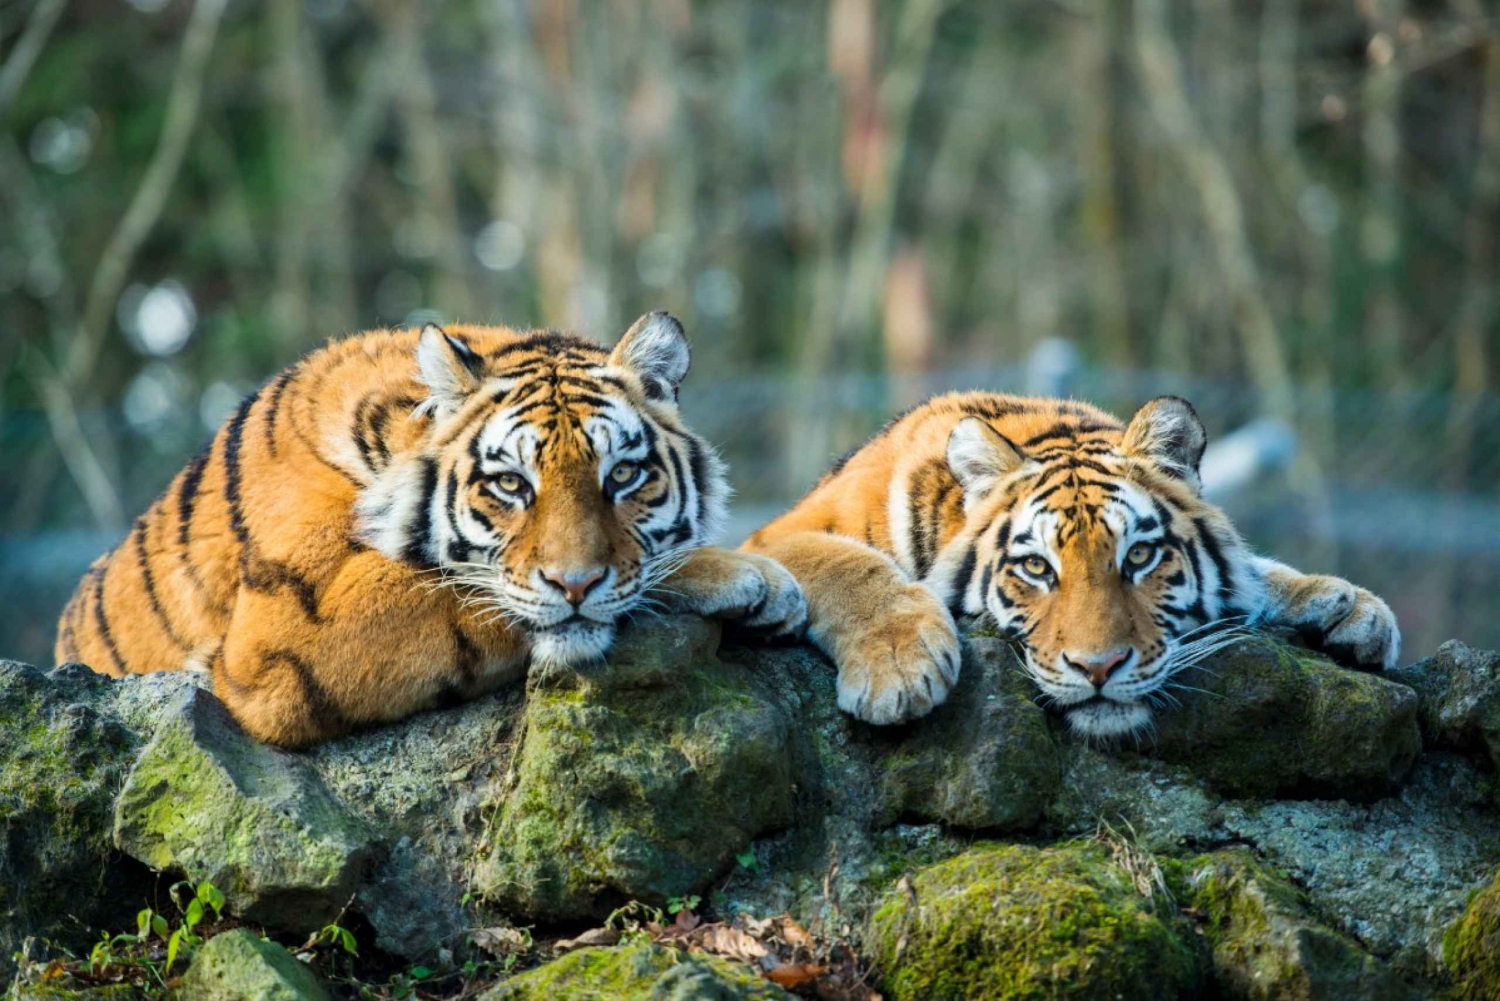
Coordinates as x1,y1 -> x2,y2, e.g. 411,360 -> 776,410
416,323 -> 484,416
610,311 -> 690,402
946,417 -> 1026,503
1122,396 -> 1207,494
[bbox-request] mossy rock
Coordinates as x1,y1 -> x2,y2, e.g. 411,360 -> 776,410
1391,641 -> 1500,774
1146,632 -> 1419,798
113,688 -> 380,934
0,662 -> 151,983
867,842 -> 1202,1001
1178,848 -> 1405,1000
174,928 -> 331,1000
480,940 -> 792,1000
872,636 -> 1060,831
1444,868 -> 1500,1001
10,982 -> 147,1000
474,616 -> 795,920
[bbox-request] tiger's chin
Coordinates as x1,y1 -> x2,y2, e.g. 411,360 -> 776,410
528,619 -> 618,668
1062,698 -> 1154,740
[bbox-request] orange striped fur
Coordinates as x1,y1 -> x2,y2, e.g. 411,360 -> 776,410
745,393 -> 1399,738
57,313 -> 805,746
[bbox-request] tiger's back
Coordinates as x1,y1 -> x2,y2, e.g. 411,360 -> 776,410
55,324 -> 522,683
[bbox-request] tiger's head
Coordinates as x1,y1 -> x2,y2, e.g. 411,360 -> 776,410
933,397 -> 1258,739
357,312 -> 727,667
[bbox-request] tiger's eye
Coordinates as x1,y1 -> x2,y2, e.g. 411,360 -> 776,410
1022,556 -> 1051,578
610,462 -> 639,485
496,472 -> 525,494
1126,543 -> 1155,567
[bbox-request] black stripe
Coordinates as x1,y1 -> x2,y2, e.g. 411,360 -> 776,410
91,567 -> 126,674
177,443 -> 212,550
403,458 -> 440,567
263,370 -> 295,458
261,649 -> 346,731
134,518 -> 188,650
948,543 -> 978,614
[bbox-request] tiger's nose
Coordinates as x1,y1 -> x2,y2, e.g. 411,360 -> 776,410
540,568 -> 607,607
1063,648 -> 1132,689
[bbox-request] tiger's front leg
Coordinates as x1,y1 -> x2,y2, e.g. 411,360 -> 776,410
652,546 -> 808,639
1249,556 -> 1401,670
741,531 -> 960,724
215,551 -> 526,747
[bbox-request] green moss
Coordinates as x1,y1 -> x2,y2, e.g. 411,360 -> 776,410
112,689 -> 377,934
481,940 -> 792,1000
1179,849 -> 1403,1000
1,664 -> 147,981
175,928 -> 331,1000
1444,869 -> 1500,1001
475,617 -> 796,920
1146,632 -> 1419,798
867,842 -> 1200,1001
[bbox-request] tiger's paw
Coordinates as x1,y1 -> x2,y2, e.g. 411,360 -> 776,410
1289,576 -> 1401,671
658,547 -> 808,639
830,584 -> 961,725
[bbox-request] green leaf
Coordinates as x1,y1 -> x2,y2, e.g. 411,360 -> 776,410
199,882 -> 226,919
165,930 -> 182,975
151,914 -> 170,941
410,966 -> 434,980
184,898 -> 205,930
136,909 -> 153,940
339,928 -> 358,956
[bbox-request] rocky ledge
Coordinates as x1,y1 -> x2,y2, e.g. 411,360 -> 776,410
3,622 -> 1498,999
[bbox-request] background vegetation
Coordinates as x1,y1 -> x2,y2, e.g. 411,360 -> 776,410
1,0 -> 1497,663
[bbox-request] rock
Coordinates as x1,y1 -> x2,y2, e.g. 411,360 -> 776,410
872,636 -> 1060,830
113,688 -> 379,935
1180,848 -> 1405,1000
474,617 -> 795,920
480,940 -> 792,1000
0,662 -> 150,983
866,842 -> 1202,1001
1391,641 -> 1500,771
176,929 -> 331,1000
1444,867 -> 1500,1001
307,685 -> 525,960
1218,753 -> 1499,977
1145,632 -> 1420,798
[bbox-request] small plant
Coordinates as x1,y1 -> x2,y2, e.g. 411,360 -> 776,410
86,880 -> 226,986
604,900 -> 665,935
666,894 -> 700,915
387,964 -> 433,999
735,850 -> 761,875
308,921 -> 359,957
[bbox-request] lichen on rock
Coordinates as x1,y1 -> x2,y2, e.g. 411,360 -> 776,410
1178,848 -> 1405,1000
866,842 -> 1202,1001
479,940 -> 792,1000
1444,867 -> 1500,1001
112,688 -> 379,934
1391,640 -> 1500,778
474,616 -> 796,920
0,662 -> 150,983
872,636 -> 1060,831
1145,632 -> 1420,798
175,928 -> 331,1000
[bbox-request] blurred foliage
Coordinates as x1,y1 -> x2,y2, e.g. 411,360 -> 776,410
1,0 -> 1498,660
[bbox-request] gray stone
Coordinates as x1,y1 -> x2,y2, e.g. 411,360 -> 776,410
113,688 -> 379,935
1182,848 -> 1407,1000
1390,640 -> 1500,773
176,929 -> 331,1000
0,661 -> 150,984
1144,632 -> 1421,798
473,616 -> 796,920
872,636 -> 1061,831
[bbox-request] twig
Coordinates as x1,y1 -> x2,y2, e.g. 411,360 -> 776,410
0,0 -> 67,118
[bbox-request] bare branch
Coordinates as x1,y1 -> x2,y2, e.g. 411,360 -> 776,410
0,0 -> 67,118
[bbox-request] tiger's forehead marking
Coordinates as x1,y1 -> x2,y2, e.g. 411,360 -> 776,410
458,341 -> 648,473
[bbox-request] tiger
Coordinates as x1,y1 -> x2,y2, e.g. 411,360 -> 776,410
55,312 -> 807,747
743,392 -> 1399,738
